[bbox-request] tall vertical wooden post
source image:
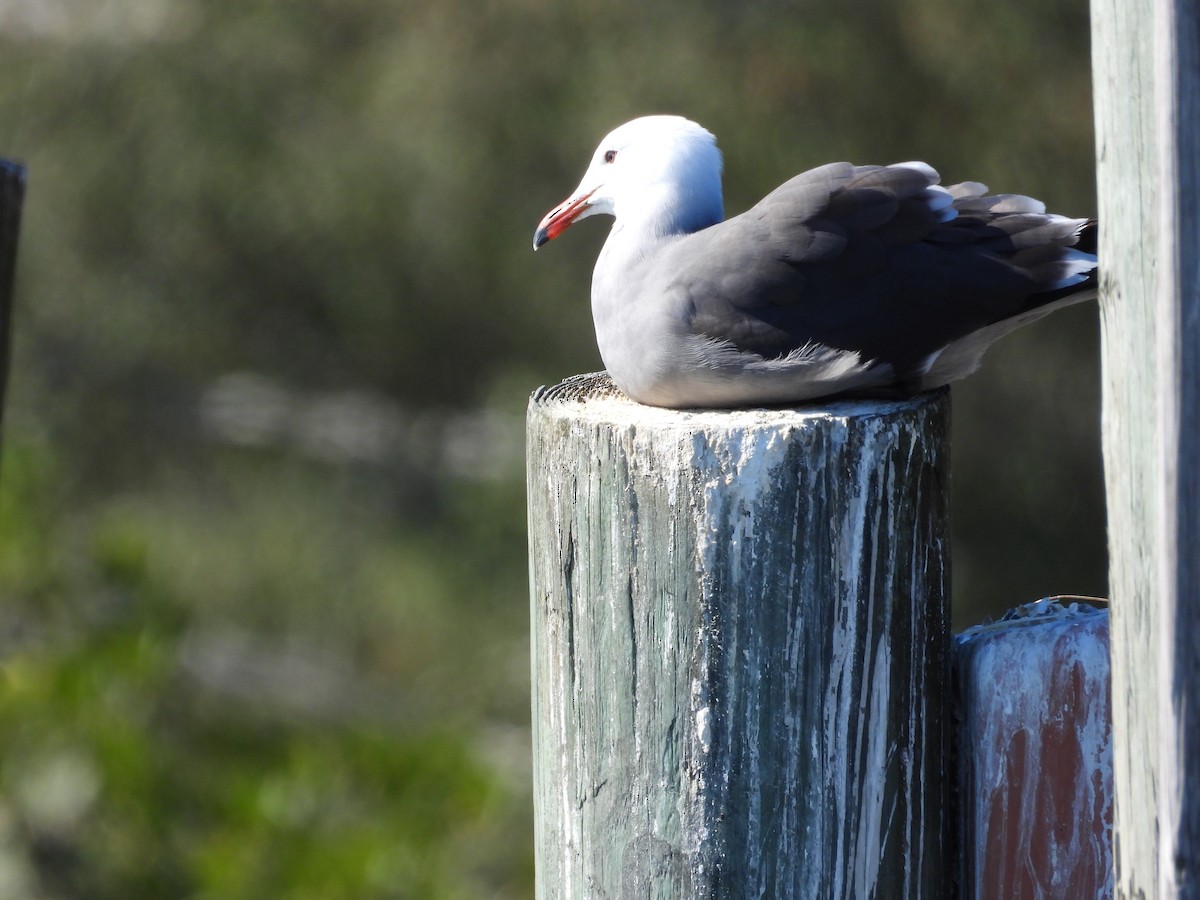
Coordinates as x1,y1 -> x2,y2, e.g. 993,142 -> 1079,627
526,373 -> 951,898
1091,1 -> 1200,894
0,160 -> 25,430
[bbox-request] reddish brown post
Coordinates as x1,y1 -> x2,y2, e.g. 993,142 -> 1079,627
954,599 -> 1112,899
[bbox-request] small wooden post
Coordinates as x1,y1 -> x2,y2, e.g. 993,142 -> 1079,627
526,373 -> 951,898
1091,0 -> 1200,893
954,600 -> 1113,899
0,160 -> 25,429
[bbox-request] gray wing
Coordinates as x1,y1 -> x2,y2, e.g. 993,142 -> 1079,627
657,161 -> 1094,377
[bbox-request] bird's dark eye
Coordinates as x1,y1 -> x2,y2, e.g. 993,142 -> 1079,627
604,149 -> 618,164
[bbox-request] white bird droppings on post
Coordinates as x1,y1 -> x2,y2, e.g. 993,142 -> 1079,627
695,706 -> 712,755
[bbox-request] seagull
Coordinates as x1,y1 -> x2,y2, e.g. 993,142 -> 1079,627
533,115 -> 1096,409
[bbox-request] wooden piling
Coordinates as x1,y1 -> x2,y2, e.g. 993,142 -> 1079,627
0,159 -> 25,430
1091,0 -> 1200,892
954,599 -> 1113,899
526,373 -> 952,898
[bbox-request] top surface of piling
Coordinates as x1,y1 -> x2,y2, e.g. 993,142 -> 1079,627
531,371 -> 946,428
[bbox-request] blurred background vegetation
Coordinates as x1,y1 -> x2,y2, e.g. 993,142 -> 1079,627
0,0 -> 1101,896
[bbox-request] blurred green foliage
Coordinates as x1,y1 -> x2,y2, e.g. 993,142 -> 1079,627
0,0 -> 1101,895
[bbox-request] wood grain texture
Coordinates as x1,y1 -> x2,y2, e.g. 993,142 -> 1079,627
1092,1 -> 1200,894
526,373 -> 951,898
955,600 -> 1112,899
0,160 -> 24,430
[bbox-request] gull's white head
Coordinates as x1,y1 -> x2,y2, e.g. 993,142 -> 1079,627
534,115 -> 724,249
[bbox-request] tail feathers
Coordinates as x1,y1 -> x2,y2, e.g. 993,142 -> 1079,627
939,185 -> 1098,297
917,193 -> 1098,387
980,214 -> 1090,251
1073,219 -> 1098,254
1017,246 -> 1097,292
916,287 -> 1097,389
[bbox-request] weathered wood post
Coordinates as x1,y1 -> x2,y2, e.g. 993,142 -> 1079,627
954,599 -> 1113,898
0,160 -> 25,429
526,372 -> 951,897
1091,0 -> 1200,894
